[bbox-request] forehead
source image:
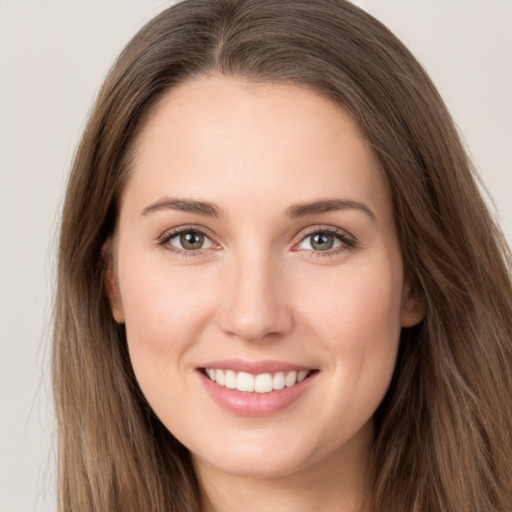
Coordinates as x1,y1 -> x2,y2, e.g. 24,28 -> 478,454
123,77 -> 391,223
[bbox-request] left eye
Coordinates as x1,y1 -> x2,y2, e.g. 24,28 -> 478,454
297,231 -> 347,251
166,230 -> 216,251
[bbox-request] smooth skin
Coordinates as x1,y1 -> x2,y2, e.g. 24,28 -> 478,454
106,77 -> 425,512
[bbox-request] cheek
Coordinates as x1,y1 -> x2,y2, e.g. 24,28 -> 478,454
298,257 -> 403,341
117,255 -> 219,400
118,262 -> 222,424
296,259 -> 403,407
120,262 -> 214,349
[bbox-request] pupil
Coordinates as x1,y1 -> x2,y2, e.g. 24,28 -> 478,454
180,231 -> 204,250
312,233 -> 334,251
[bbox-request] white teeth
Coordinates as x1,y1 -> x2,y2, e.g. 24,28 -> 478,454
215,369 -> 225,386
285,371 -> 297,387
237,372 -> 255,392
205,368 -> 312,393
255,373 -> 273,393
297,370 -> 309,382
273,371 -> 285,390
225,370 -> 237,389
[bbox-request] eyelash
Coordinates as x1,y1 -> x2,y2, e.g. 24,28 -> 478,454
157,225 -> 219,259
294,226 -> 356,258
157,225 -> 356,259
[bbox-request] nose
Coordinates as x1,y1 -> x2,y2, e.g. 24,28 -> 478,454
216,251 -> 294,342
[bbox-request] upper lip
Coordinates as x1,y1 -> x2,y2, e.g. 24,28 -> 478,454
198,359 -> 315,374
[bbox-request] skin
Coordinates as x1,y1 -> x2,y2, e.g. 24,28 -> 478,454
106,77 -> 425,512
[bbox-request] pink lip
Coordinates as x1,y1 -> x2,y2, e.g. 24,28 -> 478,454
196,360 -> 318,417
198,359 -> 311,374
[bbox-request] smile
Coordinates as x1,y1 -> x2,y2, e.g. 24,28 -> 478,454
204,369 -> 311,393
198,363 -> 318,416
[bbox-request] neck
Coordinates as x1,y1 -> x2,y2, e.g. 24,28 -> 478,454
193,426 -> 373,512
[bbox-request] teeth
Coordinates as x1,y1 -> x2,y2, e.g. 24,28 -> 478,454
215,369 -> 225,386
297,370 -> 309,382
205,368 -> 312,393
273,371 -> 285,390
225,370 -> 237,389
285,371 -> 297,387
237,372 -> 255,392
255,373 -> 273,393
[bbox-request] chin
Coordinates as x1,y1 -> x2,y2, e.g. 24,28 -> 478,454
196,450 -> 310,480
189,427 -> 336,481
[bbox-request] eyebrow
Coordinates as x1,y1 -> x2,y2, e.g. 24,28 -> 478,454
141,197 -> 375,222
284,199 -> 376,222
141,198 -> 225,218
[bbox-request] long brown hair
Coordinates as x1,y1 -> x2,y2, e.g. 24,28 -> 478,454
53,1 -> 512,510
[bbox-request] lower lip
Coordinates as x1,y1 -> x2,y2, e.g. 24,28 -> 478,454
198,370 -> 317,417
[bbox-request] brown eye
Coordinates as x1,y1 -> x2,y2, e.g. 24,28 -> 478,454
166,229 -> 215,251
296,228 -> 354,254
310,233 -> 335,251
299,231 -> 340,251
180,231 -> 204,250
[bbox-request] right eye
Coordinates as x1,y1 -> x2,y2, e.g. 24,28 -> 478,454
160,227 -> 218,255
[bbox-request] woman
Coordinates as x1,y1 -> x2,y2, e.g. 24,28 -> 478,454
53,0 -> 512,510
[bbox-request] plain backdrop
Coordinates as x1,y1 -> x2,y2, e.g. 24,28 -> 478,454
1,1 -> 510,511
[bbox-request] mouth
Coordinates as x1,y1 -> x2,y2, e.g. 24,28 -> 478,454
196,360 -> 318,415
201,368 -> 314,393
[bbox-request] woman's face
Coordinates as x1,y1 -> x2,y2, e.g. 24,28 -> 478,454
107,77 -> 423,479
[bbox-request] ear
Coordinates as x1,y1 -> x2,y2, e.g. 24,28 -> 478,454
102,239 -> 125,324
400,274 -> 426,328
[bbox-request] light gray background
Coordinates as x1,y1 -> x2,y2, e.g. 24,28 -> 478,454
1,1 -> 510,511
